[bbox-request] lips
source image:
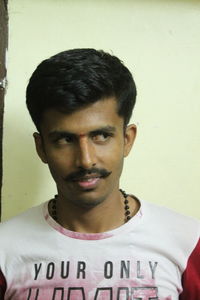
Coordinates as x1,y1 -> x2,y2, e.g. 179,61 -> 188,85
65,169 -> 111,190
75,176 -> 101,189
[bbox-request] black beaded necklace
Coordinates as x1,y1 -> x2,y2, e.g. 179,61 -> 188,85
120,189 -> 131,222
51,189 -> 131,223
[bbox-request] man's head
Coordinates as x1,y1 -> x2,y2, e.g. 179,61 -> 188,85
26,49 -> 137,209
26,48 -> 137,132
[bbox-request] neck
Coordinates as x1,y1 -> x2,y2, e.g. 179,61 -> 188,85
50,189 -> 138,233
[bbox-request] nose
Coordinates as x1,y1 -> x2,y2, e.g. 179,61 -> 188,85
75,137 -> 96,169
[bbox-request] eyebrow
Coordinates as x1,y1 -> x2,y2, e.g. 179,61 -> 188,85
48,126 -> 116,139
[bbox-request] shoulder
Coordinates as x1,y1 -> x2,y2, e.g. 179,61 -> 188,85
139,200 -> 200,262
141,199 -> 200,232
0,202 -> 47,239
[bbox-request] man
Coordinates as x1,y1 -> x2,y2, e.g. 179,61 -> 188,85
0,48 -> 199,299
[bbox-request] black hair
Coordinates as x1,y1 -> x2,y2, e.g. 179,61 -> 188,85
26,48 -> 137,131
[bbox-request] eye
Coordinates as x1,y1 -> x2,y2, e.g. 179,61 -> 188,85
55,135 -> 74,145
92,132 -> 112,143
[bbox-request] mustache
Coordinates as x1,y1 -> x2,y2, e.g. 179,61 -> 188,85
64,167 -> 112,181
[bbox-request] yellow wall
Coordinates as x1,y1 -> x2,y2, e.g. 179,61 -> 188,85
2,0 -> 200,220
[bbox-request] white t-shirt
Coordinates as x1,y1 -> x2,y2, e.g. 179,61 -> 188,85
0,199 -> 199,300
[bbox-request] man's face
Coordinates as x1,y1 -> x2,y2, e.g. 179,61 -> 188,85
34,98 -> 136,208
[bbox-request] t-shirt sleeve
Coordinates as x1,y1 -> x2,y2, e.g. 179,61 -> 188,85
0,269 -> 6,299
179,238 -> 200,299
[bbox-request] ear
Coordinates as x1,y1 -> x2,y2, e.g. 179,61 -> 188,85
33,132 -> 48,164
123,124 -> 137,157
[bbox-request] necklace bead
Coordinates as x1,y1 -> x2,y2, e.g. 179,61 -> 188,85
119,189 -> 131,222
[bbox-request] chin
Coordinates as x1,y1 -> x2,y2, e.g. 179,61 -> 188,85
71,197 -> 104,209
69,189 -> 107,209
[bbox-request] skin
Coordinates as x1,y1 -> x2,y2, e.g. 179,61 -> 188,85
34,97 -> 138,233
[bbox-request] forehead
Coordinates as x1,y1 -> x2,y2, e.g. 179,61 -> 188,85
40,98 -> 124,134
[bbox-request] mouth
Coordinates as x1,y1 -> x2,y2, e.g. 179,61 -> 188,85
73,176 -> 101,189
65,168 -> 111,190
